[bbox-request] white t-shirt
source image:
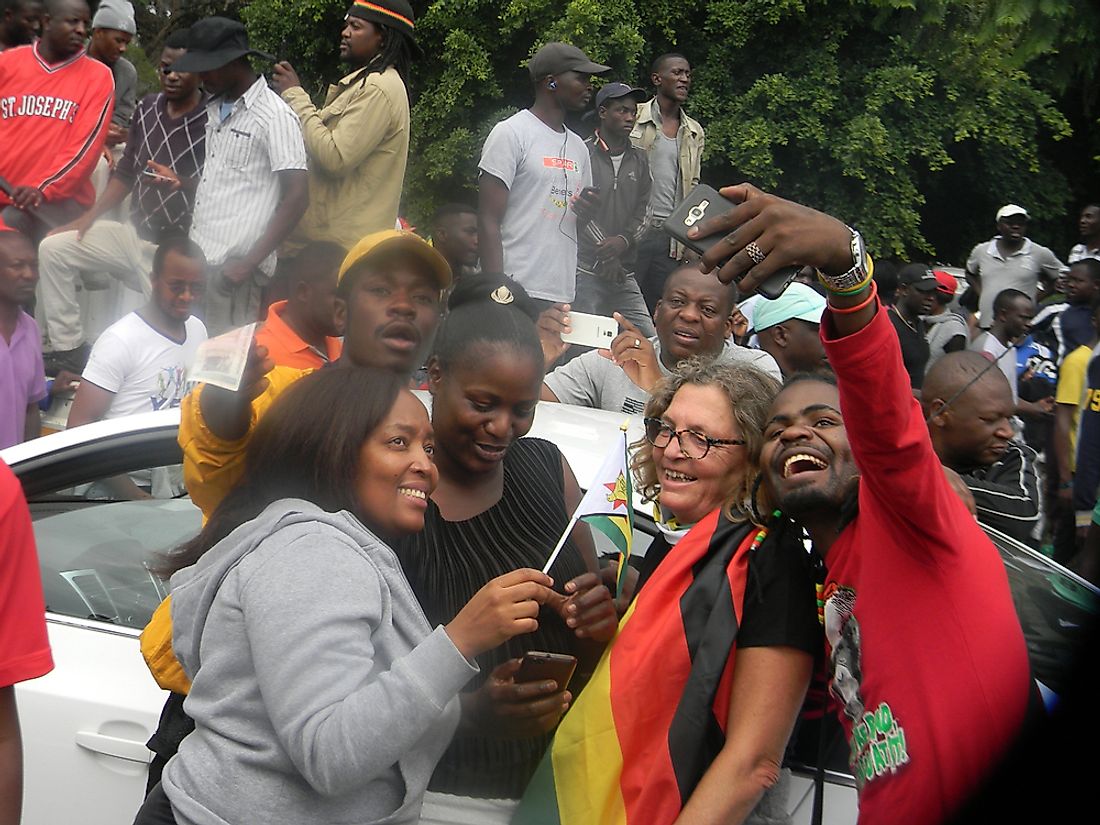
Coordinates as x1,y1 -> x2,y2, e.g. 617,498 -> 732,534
479,109 -> 592,302
82,312 -> 208,418
970,331 -> 1018,402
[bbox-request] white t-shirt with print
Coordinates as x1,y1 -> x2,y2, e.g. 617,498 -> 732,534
82,312 -> 207,418
479,109 -> 592,303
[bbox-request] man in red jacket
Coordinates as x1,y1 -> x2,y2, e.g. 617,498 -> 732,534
689,185 -> 1036,825
0,0 -> 113,242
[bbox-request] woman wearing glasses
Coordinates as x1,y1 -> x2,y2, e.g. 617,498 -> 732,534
524,358 -> 820,825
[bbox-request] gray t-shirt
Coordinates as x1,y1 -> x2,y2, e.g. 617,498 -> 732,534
648,132 -> 680,220
110,56 -> 137,128
966,238 -> 1064,328
479,109 -> 592,302
545,337 -> 781,414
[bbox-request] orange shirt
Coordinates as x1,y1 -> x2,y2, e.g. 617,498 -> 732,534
256,301 -> 342,370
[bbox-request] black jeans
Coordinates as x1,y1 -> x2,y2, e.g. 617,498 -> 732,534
132,783 -> 177,825
633,227 -> 681,313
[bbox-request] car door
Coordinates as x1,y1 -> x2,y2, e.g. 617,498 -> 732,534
7,416 -> 202,825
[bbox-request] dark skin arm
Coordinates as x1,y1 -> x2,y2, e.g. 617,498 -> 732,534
1054,403 -> 1076,505
197,341 -> 274,441
222,169 -> 309,286
22,405 -> 39,443
0,686 -> 21,825
478,173 -> 508,275
48,177 -> 131,240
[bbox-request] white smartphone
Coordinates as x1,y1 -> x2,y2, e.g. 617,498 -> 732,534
561,311 -> 618,349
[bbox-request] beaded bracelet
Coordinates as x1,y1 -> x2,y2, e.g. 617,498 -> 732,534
819,270 -> 874,296
828,280 -> 878,314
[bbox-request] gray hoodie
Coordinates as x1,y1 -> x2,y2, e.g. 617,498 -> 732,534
162,499 -> 478,825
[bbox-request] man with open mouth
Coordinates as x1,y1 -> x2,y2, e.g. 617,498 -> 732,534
690,183 -> 1037,825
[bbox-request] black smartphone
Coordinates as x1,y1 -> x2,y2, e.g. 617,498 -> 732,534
514,651 -> 577,689
663,183 -> 798,300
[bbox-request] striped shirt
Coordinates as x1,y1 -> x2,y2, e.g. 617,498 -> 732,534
113,92 -> 209,242
189,77 -> 307,275
965,442 -> 1042,547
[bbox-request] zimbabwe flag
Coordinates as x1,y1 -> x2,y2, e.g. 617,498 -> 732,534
513,510 -> 764,825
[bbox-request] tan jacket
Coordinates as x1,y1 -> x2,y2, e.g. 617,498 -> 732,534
281,65 -> 409,252
630,98 -> 705,258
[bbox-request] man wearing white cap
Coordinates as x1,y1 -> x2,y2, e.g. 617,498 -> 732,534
751,282 -> 829,377
965,204 -> 1064,330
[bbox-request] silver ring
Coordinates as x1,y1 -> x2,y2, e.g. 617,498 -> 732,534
745,241 -> 767,265
633,338 -> 641,348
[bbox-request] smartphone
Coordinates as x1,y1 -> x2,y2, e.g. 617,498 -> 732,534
561,310 -> 618,349
142,169 -> 170,183
663,184 -> 799,300
514,651 -> 577,689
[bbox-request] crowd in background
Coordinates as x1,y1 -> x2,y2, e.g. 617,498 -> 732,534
2,2 -> 1099,825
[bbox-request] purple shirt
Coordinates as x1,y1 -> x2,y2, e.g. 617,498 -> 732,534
0,311 -> 46,449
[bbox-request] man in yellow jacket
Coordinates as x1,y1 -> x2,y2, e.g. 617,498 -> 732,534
271,0 -> 420,252
180,229 -> 450,521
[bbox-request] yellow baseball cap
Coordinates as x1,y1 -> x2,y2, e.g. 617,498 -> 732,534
338,229 -> 452,290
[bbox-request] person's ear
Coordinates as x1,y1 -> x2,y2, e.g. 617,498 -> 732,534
927,398 -> 950,428
723,310 -> 735,339
333,296 -> 347,333
426,355 -> 444,395
771,324 -> 792,347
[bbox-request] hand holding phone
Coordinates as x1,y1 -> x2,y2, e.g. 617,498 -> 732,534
514,651 -> 577,690
560,310 -> 617,349
663,184 -> 799,300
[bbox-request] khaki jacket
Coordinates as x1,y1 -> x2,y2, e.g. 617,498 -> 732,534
630,98 -> 705,258
281,65 -> 409,251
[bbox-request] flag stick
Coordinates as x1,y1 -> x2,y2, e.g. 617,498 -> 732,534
542,514 -> 579,574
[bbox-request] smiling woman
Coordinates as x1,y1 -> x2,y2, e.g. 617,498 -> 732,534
133,367 -> 557,825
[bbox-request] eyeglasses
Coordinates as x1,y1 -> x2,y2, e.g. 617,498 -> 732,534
644,417 -> 745,459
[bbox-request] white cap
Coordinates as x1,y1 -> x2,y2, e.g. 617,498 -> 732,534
996,204 -> 1029,221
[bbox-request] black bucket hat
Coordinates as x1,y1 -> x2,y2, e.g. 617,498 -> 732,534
169,17 -> 274,74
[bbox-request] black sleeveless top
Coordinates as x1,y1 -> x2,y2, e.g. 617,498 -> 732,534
394,437 -> 589,799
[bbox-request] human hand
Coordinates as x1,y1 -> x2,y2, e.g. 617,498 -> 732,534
687,183 -> 853,292
10,186 -> 44,210
537,302 -> 571,368
271,61 -> 302,95
48,211 -> 95,240
52,369 -> 82,393
549,572 -> 618,642
1057,483 -> 1075,507
941,465 -> 976,516
106,123 -> 127,147
144,161 -> 181,191
446,569 -> 556,660
220,258 -> 256,290
463,659 -> 571,738
599,312 -> 661,392
598,559 -> 638,614
572,187 -> 600,221
595,235 -> 628,262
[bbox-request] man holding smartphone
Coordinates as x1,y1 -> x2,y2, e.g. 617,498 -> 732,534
37,29 -> 207,376
573,82 -> 655,336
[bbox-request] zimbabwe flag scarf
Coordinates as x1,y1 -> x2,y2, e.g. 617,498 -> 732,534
513,508 -> 765,825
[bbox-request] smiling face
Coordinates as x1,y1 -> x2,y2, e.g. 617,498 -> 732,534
654,267 -> 735,365
653,383 -> 747,524
1079,205 -> 1100,239
337,254 -> 442,374
355,389 -> 438,537
428,344 -> 543,477
0,231 -> 38,307
761,379 -> 859,520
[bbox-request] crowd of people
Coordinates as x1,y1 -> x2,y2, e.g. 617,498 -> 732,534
2,1 -> 1098,825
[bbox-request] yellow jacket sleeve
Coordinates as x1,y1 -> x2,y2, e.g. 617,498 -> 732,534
140,595 -> 190,694
179,366 -> 312,522
281,77 -> 400,178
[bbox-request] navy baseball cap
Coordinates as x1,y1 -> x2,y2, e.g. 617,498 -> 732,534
595,82 -> 648,108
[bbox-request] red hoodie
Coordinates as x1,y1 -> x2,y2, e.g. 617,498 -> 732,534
0,43 -> 113,207
819,306 -> 1032,825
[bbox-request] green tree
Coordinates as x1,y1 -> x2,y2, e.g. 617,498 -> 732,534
233,0 -> 1095,263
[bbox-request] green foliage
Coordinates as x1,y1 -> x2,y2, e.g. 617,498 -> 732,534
156,0 -> 1095,263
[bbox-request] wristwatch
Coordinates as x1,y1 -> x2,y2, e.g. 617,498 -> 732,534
819,227 -> 872,293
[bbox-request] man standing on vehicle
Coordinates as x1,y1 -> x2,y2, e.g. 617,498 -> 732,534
87,0 -> 137,143
965,204 -> 1064,330
630,53 -> 705,312
478,41 -> 606,308
573,81 -> 655,336
37,29 -> 208,376
687,182 -> 1035,825
0,227 -> 45,450
169,17 -> 309,336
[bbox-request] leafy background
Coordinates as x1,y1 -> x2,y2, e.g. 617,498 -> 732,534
121,0 -> 1098,266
